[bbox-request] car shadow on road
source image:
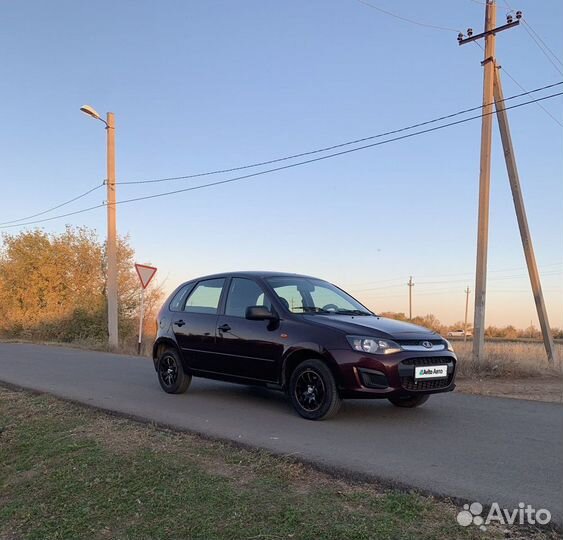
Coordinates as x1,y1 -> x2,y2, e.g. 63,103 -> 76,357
185,378 -> 444,424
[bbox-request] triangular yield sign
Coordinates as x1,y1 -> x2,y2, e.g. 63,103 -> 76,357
135,263 -> 157,289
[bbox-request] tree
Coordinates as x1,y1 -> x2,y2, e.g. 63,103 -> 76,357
379,311 -> 409,322
0,227 -> 162,348
412,314 -> 442,333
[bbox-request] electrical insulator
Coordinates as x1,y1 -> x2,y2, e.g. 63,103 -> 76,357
457,32 -> 464,42
506,14 -> 513,23
467,28 -> 473,37
516,10 -> 522,19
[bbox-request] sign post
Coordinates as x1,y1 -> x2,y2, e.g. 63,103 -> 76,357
134,263 -> 157,355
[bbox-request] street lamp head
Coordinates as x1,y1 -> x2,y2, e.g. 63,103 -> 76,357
80,104 -> 102,121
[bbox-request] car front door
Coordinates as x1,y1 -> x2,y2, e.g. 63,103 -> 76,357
215,277 -> 284,382
172,277 -> 226,372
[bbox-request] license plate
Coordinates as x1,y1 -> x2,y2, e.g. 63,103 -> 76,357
414,365 -> 448,380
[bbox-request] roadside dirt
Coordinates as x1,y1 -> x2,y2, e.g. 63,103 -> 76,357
456,376 -> 562,403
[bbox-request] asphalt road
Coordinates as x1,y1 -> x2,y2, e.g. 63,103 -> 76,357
1,343 -> 561,525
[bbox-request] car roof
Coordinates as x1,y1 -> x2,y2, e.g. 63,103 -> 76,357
181,271 -> 322,283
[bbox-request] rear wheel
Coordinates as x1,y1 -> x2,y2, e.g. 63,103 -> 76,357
388,394 -> 430,408
157,347 -> 191,394
289,359 -> 341,420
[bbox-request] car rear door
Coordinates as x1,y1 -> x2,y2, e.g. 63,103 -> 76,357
172,277 -> 226,372
214,277 -> 283,382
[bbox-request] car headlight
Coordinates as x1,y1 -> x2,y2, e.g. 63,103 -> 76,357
445,339 -> 455,352
347,336 -> 401,355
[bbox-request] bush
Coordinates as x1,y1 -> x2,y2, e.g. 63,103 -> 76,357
0,227 -> 162,350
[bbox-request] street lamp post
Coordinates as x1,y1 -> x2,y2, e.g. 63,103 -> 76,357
80,105 -> 119,350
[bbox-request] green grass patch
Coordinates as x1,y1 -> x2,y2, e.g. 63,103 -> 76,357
0,387 -> 557,540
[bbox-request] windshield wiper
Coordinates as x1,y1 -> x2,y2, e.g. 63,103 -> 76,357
333,309 -> 372,316
292,306 -> 330,314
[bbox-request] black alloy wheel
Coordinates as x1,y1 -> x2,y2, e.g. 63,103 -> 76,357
294,369 -> 326,412
289,359 -> 341,420
157,347 -> 191,394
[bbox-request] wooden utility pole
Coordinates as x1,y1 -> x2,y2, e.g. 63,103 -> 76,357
106,112 -> 119,350
471,0 -> 495,366
408,276 -> 414,320
493,68 -> 558,364
458,1 -> 520,366
464,287 -> 471,342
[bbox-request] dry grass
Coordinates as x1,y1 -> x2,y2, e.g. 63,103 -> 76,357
7,386 -> 554,540
0,335 -> 156,357
454,340 -> 563,378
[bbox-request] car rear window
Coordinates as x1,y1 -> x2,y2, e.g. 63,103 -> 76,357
184,278 -> 225,315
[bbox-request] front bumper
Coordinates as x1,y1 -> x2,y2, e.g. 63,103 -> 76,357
329,349 -> 457,399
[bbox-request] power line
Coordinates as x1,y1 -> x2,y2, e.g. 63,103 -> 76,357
356,0 -> 560,123
0,183 -> 104,226
521,20 -> 563,70
351,270 -> 562,292
116,81 -> 563,186
108,90 -> 563,206
503,0 -> 563,75
472,42 -> 562,127
0,203 -> 105,230
356,0 -> 460,33
342,261 -> 563,288
521,21 -> 563,77
2,88 -> 561,229
363,287 -> 563,299
501,67 -> 563,127
417,270 -> 562,286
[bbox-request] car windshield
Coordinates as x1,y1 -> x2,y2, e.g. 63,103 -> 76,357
267,277 -> 372,315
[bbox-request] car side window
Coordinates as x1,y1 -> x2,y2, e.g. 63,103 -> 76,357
184,278 -> 225,315
225,278 -> 271,318
270,285 -> 304,312
169,283 -> 195,312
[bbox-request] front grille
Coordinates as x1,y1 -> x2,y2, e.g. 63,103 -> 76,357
397,339 -> 444,346
400,357 -> 455,391
400,377 -> 452,391
402,357 -> 451,366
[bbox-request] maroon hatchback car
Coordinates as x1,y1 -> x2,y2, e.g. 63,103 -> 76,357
153,272 -> 457,420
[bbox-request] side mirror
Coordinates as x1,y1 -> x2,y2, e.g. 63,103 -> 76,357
245,306 -> 278,321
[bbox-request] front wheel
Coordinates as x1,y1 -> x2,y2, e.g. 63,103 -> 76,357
289,359 -> 341,420
157,347 -> 191,394
388,394 -> 430,408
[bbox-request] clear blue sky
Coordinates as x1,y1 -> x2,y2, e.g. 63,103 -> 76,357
1,0 -> 562,328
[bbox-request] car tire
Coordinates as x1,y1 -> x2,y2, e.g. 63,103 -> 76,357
157,347 -> 191,394
289,359 -> 341,420
388,394 -> 430,408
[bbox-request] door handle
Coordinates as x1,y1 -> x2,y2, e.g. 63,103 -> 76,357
174,320 -> 186,327
218,323 -> 231,332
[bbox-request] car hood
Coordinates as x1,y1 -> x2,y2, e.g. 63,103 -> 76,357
303,314 -> 439,340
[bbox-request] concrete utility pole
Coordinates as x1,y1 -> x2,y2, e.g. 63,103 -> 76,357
493,69 -> 558,365
408,276 -> 414,320
464,287 -> 471,343
79,105 -> 119,350
458,1 -> 520,366
106,112 -> 118,350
